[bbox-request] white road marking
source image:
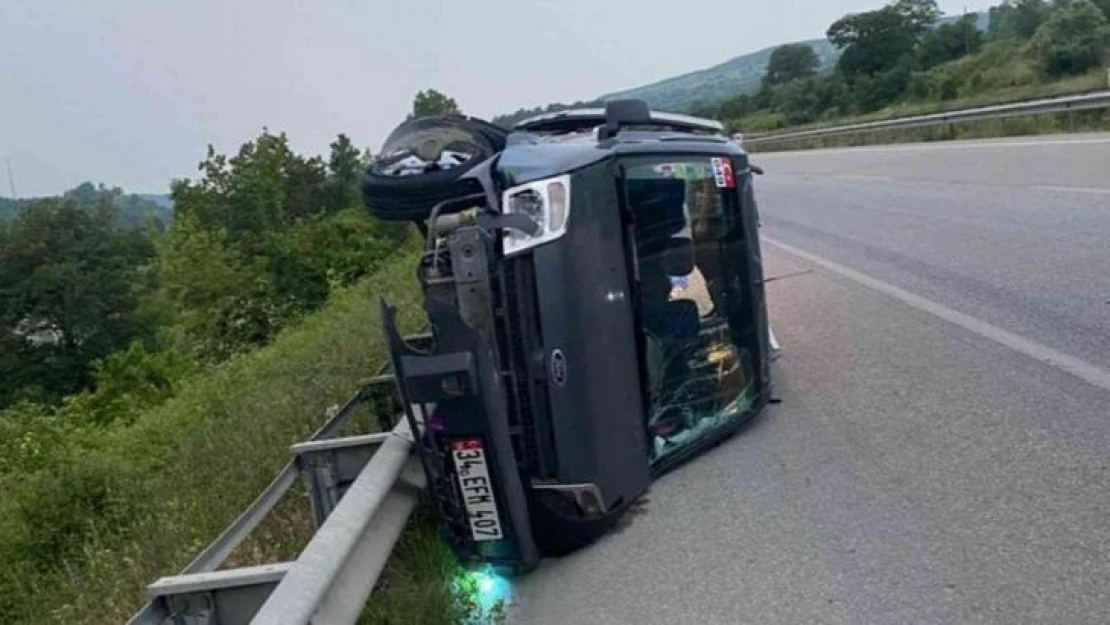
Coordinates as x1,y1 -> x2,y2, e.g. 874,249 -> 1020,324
834,174 -> 893,182
1030,185 -> 1110,195
763,236 -> 1110,395
755,136 -> 1110,157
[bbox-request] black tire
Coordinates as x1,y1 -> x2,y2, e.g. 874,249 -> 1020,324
528,489 -> 634,557
361,115 -> 510,222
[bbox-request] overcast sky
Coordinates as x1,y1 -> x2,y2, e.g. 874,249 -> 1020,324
1,0 -> 996,197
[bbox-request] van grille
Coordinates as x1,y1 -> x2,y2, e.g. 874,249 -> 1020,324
495,256 -> 556,479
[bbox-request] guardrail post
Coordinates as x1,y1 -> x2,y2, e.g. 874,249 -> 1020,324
250,420 -> 419,624
311,459 -> 426,624
293,433 -> 391,529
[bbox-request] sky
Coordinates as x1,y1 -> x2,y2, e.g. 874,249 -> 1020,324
1,0 -> 997,197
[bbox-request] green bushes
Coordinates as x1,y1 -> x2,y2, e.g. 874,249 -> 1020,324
737,110 -> 789,132
2,131 -> 408,410
1030,0 -> 1110,76
0,90 -> 493,623
0,245 -> 480,624
940,40 -> 1040,92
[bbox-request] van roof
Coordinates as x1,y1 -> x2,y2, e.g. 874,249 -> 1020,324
514,108 -> 724,135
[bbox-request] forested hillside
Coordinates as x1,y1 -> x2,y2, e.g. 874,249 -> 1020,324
596,12 -> 991,113
497,0 -> 1108,140
1,183 -> 172,229
600,39 -> 840,113
698,0 -> 1110,133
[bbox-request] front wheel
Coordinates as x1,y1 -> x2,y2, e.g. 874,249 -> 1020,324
527,489 -> 634,557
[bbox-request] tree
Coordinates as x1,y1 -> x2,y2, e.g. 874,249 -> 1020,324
893,0 -> 944,33
689,101 -> 721,120
157,211 -> 288,361
410,89 -> 460,118
919,14 -> 985,69
988,0 -> 1050,40
0,198 -> 18,221
64,181 -> 105,204
719,94 -> 759,121
828,0 -> 940,78
764,44 -> 821,86
826,0 -> 940,111
1091,0 -> 1110,21
162,130 -> 411,361
771,78 -> 824,124
0,199 -> 157,406
860,56 -> 917,110
171,130 -> 330,244
325,133 -> 362,212
810,74 -> 855,117
1031,0 -> 1110,76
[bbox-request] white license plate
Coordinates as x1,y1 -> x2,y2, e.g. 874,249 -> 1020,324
450,438 -> 504,541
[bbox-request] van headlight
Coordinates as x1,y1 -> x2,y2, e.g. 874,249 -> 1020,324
501,175 -> 570,255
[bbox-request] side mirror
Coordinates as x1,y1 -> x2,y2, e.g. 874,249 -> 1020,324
750,164 -> 765,176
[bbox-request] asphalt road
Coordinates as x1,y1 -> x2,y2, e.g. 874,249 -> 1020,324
507,133 -> 1110,624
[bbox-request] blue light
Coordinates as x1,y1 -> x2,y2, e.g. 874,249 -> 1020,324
474,567 -> 511,609
475,571 -> 496,595
455,565 -> 512,621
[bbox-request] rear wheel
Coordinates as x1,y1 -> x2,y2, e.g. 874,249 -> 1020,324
361,115 -> 509,222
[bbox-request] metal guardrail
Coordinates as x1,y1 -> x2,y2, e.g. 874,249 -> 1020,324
743,90 -> 1110,147
252,426 -> 424,625
126,376 -> 428,625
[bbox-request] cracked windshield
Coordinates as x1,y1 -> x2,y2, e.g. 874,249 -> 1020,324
625,158 -> 756,462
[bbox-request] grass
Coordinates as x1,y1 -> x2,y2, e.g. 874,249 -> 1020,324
0,245 -> 480,624
872,72 -> 1106,121
779,71 -> 1106,136
749,70 -> 1108,141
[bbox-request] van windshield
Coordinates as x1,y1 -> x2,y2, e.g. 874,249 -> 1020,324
622,156 -> 757,462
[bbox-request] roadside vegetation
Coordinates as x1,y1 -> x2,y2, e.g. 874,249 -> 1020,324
492,1 -> 1110,147
0,93 -> 476,623
693,0 -> 1110,142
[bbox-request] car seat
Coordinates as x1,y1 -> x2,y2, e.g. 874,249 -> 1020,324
626,178 -> 705,438
626,177 -> 700,344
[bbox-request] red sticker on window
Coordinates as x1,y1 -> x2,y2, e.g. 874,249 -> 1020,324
449,438 -> 482,452
711,157 -> 735,189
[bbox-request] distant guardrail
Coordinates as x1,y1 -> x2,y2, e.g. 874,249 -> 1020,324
126,372 -> 424,625
743,90 -> 1110,148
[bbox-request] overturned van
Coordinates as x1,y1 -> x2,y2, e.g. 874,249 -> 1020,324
365,100 -> 773,573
